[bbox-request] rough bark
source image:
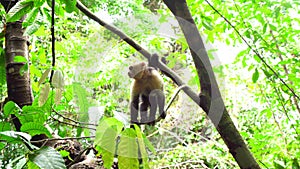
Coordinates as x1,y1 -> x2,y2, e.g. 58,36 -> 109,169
162,0 -> 261,168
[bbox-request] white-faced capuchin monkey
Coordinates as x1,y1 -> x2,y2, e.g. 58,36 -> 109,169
128,62 -> 166,125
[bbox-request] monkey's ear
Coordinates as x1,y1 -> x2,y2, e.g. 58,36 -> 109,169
141,62 -> 146,66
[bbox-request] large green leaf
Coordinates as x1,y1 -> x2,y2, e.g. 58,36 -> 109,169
22,7 -> 39,27
98,126 -> 118,168
117,128 -> 139,169
94,117 -> 124,146
94,118 -> 123,168
3,101 -> 21,117
7,0 -> 34,22
22,105 -> 48,124
29,146 -> 66,169
73,83 -> 89,121
20,122 -> 52,137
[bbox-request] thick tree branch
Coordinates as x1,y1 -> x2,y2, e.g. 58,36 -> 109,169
162,0 -> 261,168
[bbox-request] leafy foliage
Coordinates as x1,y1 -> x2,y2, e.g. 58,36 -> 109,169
0,0 -> 300,168
28,147 -> 66,169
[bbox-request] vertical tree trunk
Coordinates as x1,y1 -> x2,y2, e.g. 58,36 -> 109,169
1,0 -> 33,131
162,0 -> 261,168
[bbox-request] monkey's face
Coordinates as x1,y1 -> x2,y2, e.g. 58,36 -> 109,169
128,62 -> 146,80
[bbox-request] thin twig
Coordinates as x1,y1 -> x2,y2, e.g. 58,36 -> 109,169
51,116 -> 96,131
31,136 -> 95,144
53,109 -> 97,126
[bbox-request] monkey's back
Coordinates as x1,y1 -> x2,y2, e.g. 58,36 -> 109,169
131,68 -> 164,97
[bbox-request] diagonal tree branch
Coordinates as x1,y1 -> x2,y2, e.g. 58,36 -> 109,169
76,0 -> 200,105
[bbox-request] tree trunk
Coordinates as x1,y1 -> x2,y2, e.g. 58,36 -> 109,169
162,0 -> 261,168
1,0 -> 33,131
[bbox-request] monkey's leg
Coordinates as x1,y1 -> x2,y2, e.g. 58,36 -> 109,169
157,90 -> 166,119
130,95 -> 139,124
140,95 -> 150,124
149,90 -> 159,125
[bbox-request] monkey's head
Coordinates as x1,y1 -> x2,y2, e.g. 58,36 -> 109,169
128,62 -> 147,80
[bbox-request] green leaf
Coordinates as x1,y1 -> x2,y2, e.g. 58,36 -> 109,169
62,0 -> 77,13
0,142 -> 5,150
25,20 -> 42,35
3,101 -> 21,117
29,147 -> 66,169
7,155 -> 26,169
262,69 -> 272,78
99,126 -> 118,168
242,55 -> 247,68
20,122 -> 52,137
102,149 -> 115,169
27,160 -> 40,169
38,69 -> 51,86
34,25 -> 46,36
59,150 -> 70,157
94,118 -> 124,168
16,157 -> 27,169
52,70 -> 65,89
142,133 -> 155,154
0,122 -> 12,131
0,131 -> 32,144
244,29 -> 251,38
22,106 -> 48,124
25,8 -> 44,35
34,0 -> 45,7
94,118 -> 124,146
73,83 -> 89,120
292,158 -> 300,169
117,128 -> 139,169
134,125 -> 151,169
254,55 -> 261,63
55,88 -> 63,105
39,83 -> 50,106
41,7 -> 51,23
7,1 -> 34,22
202,20 -> 213,31
261,108 -> 272,119
269,24 -> 276,30
14,56 -> 27,63
262,23 -> 267,33
22,7 -> 39,27
252,68 -> 259,83
274,160 -> 285,169
20,63 -> 29,75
